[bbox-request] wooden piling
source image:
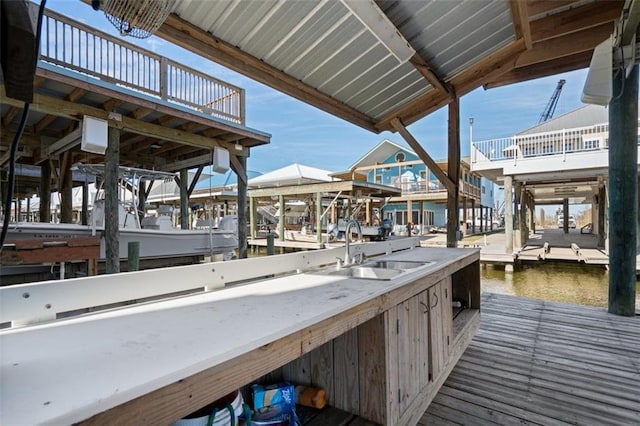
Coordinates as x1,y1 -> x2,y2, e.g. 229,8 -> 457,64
105,126 -> 120,274
608,64 -> 638,316
128,241 -> 139,272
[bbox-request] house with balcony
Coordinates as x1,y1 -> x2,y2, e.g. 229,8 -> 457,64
346,139 -> 496,234
470,104 -> 640,251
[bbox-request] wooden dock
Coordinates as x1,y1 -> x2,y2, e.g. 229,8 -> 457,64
421,293 -> 640,425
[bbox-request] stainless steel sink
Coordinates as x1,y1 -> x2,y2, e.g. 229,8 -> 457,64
364,260 -> 434,270
309,259 -> 434,281
321,266 -> 403,280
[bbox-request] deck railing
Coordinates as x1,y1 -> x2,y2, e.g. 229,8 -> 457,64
471,122 -> 640,165
40,9 -> 245,124
391,179 -> 479,198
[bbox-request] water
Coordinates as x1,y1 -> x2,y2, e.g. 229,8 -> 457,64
482,262 -> 640,310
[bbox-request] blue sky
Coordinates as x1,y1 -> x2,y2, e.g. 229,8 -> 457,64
50,1 -> 591,176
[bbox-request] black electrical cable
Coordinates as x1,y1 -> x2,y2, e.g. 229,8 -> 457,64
0,0 -> 47,253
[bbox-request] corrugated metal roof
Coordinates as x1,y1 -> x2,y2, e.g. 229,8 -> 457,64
170,0 -> 514,123
380,0 -> 514,77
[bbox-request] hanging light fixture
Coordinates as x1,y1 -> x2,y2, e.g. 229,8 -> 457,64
92,0 -> 174,39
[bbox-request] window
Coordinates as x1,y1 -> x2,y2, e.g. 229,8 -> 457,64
583,139 -> 600,150
423,210 -> 435,226
395,152 -> 405,162
482,185 -> 486,194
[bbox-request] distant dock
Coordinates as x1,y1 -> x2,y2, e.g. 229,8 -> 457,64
422,228 -> 638,273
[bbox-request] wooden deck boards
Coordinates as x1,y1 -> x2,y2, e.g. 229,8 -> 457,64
421,293 -> 640,426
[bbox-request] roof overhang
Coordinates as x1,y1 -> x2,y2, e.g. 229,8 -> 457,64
148,0 -> 625,133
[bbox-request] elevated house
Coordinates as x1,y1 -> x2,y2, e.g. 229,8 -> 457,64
347,139 -> 496,235
471,104 -> 640,251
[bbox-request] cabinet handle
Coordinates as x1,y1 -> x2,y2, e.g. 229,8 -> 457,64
431,293 -> 439,309
419,301 -> 429,313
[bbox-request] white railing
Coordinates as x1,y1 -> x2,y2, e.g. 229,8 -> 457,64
40,9 -> 245,124
390,179 -> 479,198
470,122 -> 626,164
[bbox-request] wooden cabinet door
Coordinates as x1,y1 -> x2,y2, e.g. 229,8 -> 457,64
393,290 -> 430,415
428,276 -> 452,382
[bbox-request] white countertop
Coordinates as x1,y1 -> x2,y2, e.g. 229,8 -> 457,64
0,247 -> 477,425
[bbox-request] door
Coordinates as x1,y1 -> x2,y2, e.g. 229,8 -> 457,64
428,277 -> 452,382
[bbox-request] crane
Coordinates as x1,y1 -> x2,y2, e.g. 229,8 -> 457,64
538,79 -> 566,124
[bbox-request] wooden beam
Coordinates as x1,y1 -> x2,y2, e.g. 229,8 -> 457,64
132,107 -> 153,120
2,107 -> 19,127
526,0 -> 579,17
510,0 -> 532,49
187,166 -> 204,196
516,23 -> 613,67
408,54 -> 452,96
41,128 -> 82,160
66,87 -> 86,103
34,114 -> 57,134
158,154 -> 212,172
530,1 -> 622,43
390,117 -> 455,193
484,51 -> 593,89
0,85 -> 248,155
156,14 -> 378,133
377,39 -> 526,131
102,98 -> 122,112
230,154 -> 247,186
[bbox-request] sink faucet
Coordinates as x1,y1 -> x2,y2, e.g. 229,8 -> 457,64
343,218 -> 363,266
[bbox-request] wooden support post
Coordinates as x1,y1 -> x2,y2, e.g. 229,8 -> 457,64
266,232 -> 275,256
105,127 -> 120,274
529,197 -> 536,234
128,241 -> 139,272
235,154 -> 248,259
179,168 -> 189,230
461,196 -> 467,235
331,203 -> 336,224
81,181 -> 89,225
490,207 -> 494,231
447,98 -> 460,247
471,199 -> 476,233
39,160 -> 51,223
60,152 -> 73,223
504,176 -> 513,255
316,192 -> 322,244
365,199 -> 371,226
520,188 -> 528,244
608,64 -> 638,316
278,195 -> 285,242
513,181 -> 521,247
479,204 -> 484,232
249,196 -> 256,240
597,184 -> 606,247
562,198 -> 569,234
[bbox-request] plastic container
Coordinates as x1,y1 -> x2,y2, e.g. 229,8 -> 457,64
171,391 -> 244,426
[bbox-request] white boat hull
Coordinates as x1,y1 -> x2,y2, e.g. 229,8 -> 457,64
6,223 -> 238,260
